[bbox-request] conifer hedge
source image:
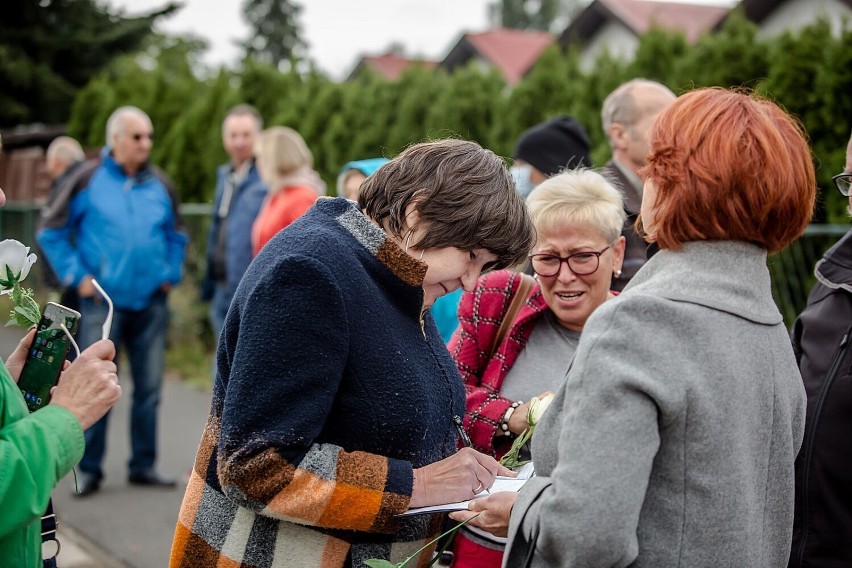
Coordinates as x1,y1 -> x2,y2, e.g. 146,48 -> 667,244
68,12 -> 852,222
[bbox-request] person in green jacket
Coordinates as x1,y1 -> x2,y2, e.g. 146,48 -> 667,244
0,134 -> 123,567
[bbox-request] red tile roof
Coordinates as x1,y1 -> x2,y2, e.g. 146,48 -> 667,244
447,28 -> 554,84
349,53 -> 436,81
602,0 -> 729,42
562,0 -> 730,45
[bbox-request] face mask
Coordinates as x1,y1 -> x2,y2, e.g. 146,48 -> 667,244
510,164 -> 535,198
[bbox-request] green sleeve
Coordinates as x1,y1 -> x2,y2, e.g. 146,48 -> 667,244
0,369 -> 84,538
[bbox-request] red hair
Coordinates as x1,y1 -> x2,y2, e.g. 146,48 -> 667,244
641,88 -> 816,253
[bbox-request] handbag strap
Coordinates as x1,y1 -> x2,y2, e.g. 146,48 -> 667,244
489,273 -> 535,360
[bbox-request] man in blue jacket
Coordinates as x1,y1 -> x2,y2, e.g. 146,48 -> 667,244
201,104 -> 267,340
38,105 -> 189,496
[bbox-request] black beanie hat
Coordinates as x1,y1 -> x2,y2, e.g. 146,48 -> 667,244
513,116 -> 592,176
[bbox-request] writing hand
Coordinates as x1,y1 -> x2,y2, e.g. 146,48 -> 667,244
409,448 -> 515,508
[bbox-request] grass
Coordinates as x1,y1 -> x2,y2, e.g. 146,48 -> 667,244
165,280 -> 215,391
166,340 -> 214,390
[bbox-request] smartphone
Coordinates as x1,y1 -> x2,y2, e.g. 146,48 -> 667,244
17,302 -> 81,413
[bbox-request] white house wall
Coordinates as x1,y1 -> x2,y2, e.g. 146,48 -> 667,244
580,20 -> 639,72
758,0 -> 852,38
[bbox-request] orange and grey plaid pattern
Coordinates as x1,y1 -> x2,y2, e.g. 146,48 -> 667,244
170,415 -> 441,567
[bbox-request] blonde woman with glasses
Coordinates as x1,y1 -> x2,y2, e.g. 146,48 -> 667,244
447,169 -> 625,567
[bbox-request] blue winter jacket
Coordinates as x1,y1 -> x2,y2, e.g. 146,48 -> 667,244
37,150 -> 188,311
200,161 -> 267,303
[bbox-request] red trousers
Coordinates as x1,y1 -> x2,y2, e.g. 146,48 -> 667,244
450,531 -> 504,568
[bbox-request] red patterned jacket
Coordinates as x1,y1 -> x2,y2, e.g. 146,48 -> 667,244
448,270 -> 549,457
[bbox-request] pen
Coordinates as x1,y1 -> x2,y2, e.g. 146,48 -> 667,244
453,415 -> 471,448
453,415 -> 491,496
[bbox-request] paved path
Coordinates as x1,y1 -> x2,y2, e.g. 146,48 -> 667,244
0,326 -> 212,568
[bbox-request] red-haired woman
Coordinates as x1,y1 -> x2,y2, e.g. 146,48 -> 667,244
451,88 -> 817,567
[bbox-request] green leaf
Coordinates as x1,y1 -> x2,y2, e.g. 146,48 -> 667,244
363,514 -> 481,568
19,289 -> 40,314
363,561 -> 400,568
500,426 -> 533,469
13,305 -> 40,328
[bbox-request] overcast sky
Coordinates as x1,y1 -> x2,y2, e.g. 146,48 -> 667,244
108,0 -> 735,80
109,0 -> 493,79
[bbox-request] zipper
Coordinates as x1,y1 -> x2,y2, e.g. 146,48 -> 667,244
795,323 -> 852,567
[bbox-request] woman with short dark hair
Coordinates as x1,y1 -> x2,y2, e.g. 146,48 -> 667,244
452,88 -> 817,568
171,139 -> 535,568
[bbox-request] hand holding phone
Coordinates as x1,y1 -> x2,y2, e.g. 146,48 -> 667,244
49,339 -> 120,430
17,302 -> 81,412
5,328 -> 38,382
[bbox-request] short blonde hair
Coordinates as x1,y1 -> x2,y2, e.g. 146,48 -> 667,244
527,169 -> 626,243
254,126 -> 313,191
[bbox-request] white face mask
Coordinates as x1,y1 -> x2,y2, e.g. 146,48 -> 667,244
510,164 -> 535,198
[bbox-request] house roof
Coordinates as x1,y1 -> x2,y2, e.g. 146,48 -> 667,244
560,0 -> 730,46
441,28 -> 554,85
346,52 -> 436,82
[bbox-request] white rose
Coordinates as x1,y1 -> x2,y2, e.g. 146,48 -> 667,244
0,239 -> 37,290
527,393 -> 555,426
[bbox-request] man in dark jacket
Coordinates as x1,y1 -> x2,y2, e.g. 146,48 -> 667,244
788,130 -> 852,567
40,136 -> 86,301
201,104 -> 267,340
45,136 -> 85,193
600,79 -> 675,291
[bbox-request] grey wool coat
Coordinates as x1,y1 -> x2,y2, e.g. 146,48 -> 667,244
504,240 -> 806,568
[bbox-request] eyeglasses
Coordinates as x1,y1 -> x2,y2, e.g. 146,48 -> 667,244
529,243 -> 614,277
129,132 -> 154,142
834,172 -> 851,196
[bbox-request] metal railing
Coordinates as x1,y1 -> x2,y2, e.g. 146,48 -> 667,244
0,203 -> 847,328
0,202 -> 212,291
769,224 -> 848,326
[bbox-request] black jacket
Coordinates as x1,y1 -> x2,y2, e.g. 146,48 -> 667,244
37,159 -> 85,290
789,229 -> 852,568
601,160 -> 646,292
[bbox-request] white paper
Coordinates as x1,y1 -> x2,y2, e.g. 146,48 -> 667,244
399,463 -> 535,516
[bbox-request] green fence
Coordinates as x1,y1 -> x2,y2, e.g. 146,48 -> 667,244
0,203 -> 847,329
769,224 -> 848,325
0,202 -> 212,294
